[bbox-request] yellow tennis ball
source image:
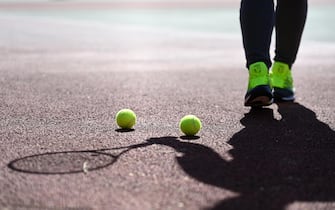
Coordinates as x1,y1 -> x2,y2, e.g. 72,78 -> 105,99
179,115 -> 202,136
115,109 -> 136,129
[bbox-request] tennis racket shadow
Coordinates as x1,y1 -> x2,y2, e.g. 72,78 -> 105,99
8,142 -> 152,175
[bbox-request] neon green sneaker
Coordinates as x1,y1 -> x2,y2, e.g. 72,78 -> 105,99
270,61 -> 295,101
244,62 -> 273,107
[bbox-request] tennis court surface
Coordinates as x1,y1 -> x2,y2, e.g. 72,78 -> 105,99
1,0 -> 335,209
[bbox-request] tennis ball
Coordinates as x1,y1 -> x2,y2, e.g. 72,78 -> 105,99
179,115 -> 202,136
115,109 -> 136,129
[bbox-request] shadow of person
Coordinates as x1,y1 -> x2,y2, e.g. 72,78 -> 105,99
147,103 -> 335,210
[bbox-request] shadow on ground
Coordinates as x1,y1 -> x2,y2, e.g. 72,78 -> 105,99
8,142 -> 151,174
147,102 -> 335,210
7,102 -> 335,209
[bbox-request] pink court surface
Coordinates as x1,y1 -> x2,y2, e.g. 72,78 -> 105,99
0,0 -> 335,210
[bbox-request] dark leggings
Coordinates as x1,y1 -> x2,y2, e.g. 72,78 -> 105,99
240,0 -> 308,69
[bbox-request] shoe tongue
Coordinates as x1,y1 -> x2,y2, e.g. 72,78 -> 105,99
250,66 -> 267,75
249,62 -> 268,75
276,65 -> 286,74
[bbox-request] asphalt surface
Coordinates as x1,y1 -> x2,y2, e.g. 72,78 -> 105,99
1,1 -> 335,210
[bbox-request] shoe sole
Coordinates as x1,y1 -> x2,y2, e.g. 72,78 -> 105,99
274,96 -> 295,102
244,85 -> 273,107
273,87 -> 295,102
245,95 -> 273,107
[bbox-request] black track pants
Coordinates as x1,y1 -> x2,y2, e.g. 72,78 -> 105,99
240,0 -> 308,68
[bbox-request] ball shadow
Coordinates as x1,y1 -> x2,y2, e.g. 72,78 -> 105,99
180,135 -> 201,140
115,128 -> 135,133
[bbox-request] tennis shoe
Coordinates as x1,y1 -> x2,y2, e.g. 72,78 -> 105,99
244,62 -> 273,107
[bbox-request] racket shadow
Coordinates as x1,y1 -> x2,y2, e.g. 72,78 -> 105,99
8,142 -> 152,175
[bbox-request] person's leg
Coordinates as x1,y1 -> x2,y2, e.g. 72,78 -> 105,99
240,0 -> 275,106
271,0 -> 308,101
274,0 -> 308,67
240,0 -> 275,68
